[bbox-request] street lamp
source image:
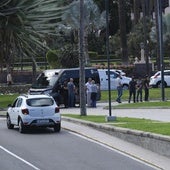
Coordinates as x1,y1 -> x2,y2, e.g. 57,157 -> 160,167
105,0 -> 116,121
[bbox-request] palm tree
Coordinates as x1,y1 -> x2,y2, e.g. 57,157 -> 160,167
0,0 -> 65,77
57,0 -> 106,65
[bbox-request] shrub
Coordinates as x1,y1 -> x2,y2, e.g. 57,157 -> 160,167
46,50 -> 61,68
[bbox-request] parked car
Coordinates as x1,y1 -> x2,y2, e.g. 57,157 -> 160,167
149,70 -> 170,88
98,69 -> 131,90
6,94 -> 61,133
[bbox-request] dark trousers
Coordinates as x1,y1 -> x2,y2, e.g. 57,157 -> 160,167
129,90 -> 136,103
144,88 -> 149,101
68,92 -> 75,107
91,92 -> 97,107
116,86 -> 123,102
137,90 -> 142,102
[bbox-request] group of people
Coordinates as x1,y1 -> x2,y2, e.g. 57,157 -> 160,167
58,74 -> 150,107
61,77 -> 98,108
116,75 -> 150,103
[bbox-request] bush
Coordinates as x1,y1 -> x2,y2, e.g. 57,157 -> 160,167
88,51 -> 98,60
46,50 -> 61,68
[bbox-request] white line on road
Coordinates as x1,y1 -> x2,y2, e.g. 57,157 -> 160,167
0,145 -> 40,170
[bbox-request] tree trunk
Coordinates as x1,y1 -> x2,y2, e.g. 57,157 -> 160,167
84,30 -> 90,65
79,0 -> 87,116
133,0 -> 140,24
118,0 -> 128,65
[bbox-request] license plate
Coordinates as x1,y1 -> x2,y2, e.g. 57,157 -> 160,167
37,119 -> 49,123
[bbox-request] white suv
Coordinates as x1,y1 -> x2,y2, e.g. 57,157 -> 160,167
6,94 -> 61,133
149,70 -> 170,87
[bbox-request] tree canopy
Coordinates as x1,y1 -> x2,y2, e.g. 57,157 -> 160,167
0,0 -> 65,69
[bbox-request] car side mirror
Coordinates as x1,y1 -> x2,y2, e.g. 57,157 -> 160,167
8,104 -> 12,107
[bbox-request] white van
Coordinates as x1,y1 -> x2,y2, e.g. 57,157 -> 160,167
98,69 -> 131,90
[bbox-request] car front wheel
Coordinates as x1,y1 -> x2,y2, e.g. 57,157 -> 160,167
18,119 -> 26,133
7,115 -> 14,129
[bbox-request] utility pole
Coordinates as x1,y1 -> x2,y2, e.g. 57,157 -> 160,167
79,0 -> 87,115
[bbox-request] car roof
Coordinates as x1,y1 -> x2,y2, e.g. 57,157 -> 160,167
19,94 -> 52,99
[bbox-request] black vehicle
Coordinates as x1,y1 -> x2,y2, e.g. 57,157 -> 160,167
29,68 -> 100,105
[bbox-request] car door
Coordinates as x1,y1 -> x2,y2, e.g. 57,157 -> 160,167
99,70 -> 108,90
164,71 -> 170,86
108,71 -> 119,90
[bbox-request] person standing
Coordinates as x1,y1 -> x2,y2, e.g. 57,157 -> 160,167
67,78 -> 76,107
90,80 -> 98,107
128,76 -> 137,103
144,75 -> 150,101
85,78 -> 92,107
62,80 -> 68,108
7,72 -> 12,85
116,74 -> 123,103
136,77 -> 143,102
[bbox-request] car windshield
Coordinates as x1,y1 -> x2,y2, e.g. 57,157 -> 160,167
26,98 -> 54,107
32,73 -> 58,88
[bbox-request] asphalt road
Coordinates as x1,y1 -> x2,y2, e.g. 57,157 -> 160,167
0,118 -> 158,170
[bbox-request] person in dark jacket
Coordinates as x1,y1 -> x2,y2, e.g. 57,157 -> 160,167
143,75 -> 150,101
128,76 -> 137,103
136,77 -> 143,102
67,78 -> 76,107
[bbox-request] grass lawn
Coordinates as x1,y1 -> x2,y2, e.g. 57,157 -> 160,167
111,101 -> 170,109
63,114 -> 170,136
101,88 -> 170,101
0,94 -> 19,108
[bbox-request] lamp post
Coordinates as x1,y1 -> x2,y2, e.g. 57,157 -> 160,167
105,0 -> 116,121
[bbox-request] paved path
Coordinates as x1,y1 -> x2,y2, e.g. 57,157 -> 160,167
60,102 -> 170,122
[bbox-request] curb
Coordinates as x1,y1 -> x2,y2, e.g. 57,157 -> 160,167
62,116 -> 170,158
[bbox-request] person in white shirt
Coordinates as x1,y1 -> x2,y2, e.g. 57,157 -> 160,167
7,72 -> 12,85
116,74 -> 123,103
85,78 -> 92,107
91,80 -> 98,107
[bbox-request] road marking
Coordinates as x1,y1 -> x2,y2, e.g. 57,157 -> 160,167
0,146 -> 40,170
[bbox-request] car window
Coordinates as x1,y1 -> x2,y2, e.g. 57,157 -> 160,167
106,71 -> 118,78
164,72 -> 170,76
16,98 -> 23,107
26,98 -> 54,107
